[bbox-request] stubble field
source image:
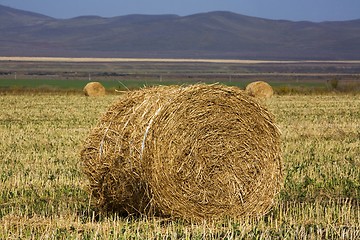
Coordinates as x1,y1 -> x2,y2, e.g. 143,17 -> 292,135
0,92 -> 359,239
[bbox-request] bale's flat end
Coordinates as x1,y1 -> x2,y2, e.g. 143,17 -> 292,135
245,81 -> 274,99
83,82 -> 106,96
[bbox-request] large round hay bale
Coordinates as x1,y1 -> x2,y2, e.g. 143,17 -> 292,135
81,84 -> 282,221
83,82 -> 106,96
245,81 -> 274,99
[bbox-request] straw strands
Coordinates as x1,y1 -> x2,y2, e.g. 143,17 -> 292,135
80,84 -> 283,221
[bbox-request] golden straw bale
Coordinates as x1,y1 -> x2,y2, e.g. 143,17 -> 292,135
80,84 -> 283,221
245,81 -> 274,99
83,82 -> 106,96
81,86 -> 179,215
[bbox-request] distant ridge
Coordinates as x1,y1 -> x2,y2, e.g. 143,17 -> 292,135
0,4 -> 359,60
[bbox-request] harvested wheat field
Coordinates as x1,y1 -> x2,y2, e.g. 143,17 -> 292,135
80,84 -> 283,221
1,90 -> 359,239
83,82 -> 106,96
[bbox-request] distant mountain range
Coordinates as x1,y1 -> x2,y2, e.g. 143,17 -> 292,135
1,4 -> 360,60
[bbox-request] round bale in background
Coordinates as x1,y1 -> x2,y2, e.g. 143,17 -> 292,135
83,82 -> 106,96
81,84 -> 283,221
245,81 -> 274,99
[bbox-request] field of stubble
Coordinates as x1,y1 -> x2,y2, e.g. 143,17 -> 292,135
0,92 -> 359,239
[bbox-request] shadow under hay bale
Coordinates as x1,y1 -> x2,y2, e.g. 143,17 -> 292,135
81,84 -> 283,221
83,82 -> 106,96
245,81 -> 274,99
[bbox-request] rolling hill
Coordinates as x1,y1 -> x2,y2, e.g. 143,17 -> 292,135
1,4 -> 359,60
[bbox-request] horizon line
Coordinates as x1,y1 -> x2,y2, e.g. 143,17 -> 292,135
1,56 -> 360,64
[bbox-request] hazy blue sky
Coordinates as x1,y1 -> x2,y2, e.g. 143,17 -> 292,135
1,0 -> 360,22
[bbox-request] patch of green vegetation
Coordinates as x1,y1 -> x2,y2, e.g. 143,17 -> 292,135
0,79 -> 120,90
0,78 -> 334,95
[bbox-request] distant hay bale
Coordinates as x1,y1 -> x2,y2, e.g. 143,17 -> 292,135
245,81 -> 274,99
83,82 -> 106,96
80,84 -> 283,221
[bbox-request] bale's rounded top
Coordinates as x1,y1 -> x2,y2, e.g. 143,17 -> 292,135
245,81 -> 274,99
83,82 -> 106,96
